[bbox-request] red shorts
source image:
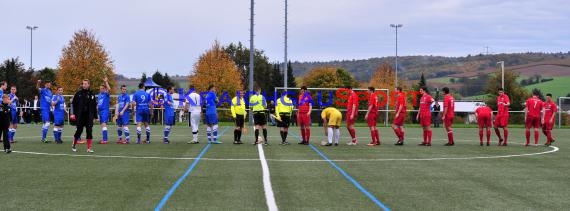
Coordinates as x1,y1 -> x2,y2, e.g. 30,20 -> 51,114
297,112 -> 310,126
525,116 -> 541,128
444,116 -> 454,128
420,115 -> 431,127
367,114 -> 378,127
494,115 -> 509,127
477,115 -> 492,128
393,113 -> 405,126
542,121 -> 554,131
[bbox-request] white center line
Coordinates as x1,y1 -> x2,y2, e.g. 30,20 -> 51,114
257,144 -> 278,211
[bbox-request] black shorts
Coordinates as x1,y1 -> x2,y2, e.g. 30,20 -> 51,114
277,113 -> 291,128
235,114 -> 245,127
253,112 -> 267,125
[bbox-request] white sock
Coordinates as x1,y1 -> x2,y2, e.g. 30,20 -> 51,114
334,129 -> 340,144
327,128 -> 333,144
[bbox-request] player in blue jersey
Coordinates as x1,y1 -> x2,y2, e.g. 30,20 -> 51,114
116,85 -> 131,144
132,83 -> 152,144
163,86 -> 176,144
36,80 -> 53,143
51,87 -> 66,144
97,77 -> 111,144
8,86 -> 19,143
205,85 -> 221,144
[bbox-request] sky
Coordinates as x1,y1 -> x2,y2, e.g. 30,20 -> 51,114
1,0 -> 569,78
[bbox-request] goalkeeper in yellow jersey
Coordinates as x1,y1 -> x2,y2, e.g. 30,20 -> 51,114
275,93 -> 293,145
231,90 -> 246,144
321,107 -> 342,146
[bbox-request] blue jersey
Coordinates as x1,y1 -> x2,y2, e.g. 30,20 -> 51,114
9,93 -> 17,110
98,92 -> 110,111
118,93 -> 131,113
164,93 -> 174,116
205,91 -> 217,115
40,88 -> 53,110
51,95 -> 65,115
133,90 -> 150,111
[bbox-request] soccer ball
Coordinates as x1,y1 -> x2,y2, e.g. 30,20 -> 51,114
321,141 -> 328,146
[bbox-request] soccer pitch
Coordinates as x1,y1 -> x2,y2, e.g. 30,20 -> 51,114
2,124 -> 569,210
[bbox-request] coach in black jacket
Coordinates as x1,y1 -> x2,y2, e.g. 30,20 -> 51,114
71,79 -> 97,153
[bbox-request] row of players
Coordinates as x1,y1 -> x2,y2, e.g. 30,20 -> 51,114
2,79 -> 558,153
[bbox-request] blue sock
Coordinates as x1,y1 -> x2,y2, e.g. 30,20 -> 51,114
206,129 -> 212,142
146,127 -> 151,142
11,129 -> 16,140
53,129 -> 58,141
57,129 -> 62,141
213,130 -> 218,142
137,128 -> 142,142
164,127 -> 170,139
102,130 -> 108,141
42,127 -> 48,140
8,129 -> 13,140
117,128 -> 123,138
124,129 -> 130,142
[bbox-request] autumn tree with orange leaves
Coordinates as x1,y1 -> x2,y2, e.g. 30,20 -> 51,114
57,29 -> 116,95
189,41 -> 243,100
369,62 -> 396,90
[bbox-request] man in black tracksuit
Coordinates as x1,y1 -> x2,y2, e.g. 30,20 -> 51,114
71,79 -> 97,153
1,94 -> 12,153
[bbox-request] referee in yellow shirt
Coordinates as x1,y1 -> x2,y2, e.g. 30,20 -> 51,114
276,93 -> 293,145
249,85 -> 268,145
321,107 -> 342,146
231,90 -> 246,144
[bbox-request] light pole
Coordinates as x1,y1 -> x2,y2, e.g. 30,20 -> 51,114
497,61 -> 504,89
26,26 -> 39,70
390,24 -> 402,87
283,0 -> 288,90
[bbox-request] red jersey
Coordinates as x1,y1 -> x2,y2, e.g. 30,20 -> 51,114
443,94 -> 455,117
497,94 -> 510,116
525,96 -> 543,118
544,101 -> 558,119
298,93 -> 312,114
347,91 -> 359,113
368,93 -> 378,115
419,94 -> 433,116
395,92 -> 407,114
475,106 -> 492,116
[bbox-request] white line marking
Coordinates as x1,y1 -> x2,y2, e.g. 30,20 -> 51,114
13,146 -> 559,162
257,144 -> 278,211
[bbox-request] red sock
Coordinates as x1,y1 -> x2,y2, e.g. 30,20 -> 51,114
87,139 -> 93,149
423,130 -> 427,143
494,128 -> 502,141
300,129 -> 306,142
428,130 -> 433,144
546,131 -> 553,143
486,129 -> 491,144
73,139 -> 78,145
370,130 -> 376,143
479,130 -> 484,144
447,131 -> 454,144
393,128 -> 401,140
374,130 -> 380,144
504,129 -> 509,144
306,129 -> 311,142
349,128 -> 356,142
525,130 -> 530,145
400,129 -> 405,141
534,130 -> 539,145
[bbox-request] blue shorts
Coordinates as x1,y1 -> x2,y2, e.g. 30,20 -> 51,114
117,112 -> 130,126
41,109 -> 51,122
10,111 -> 18,124
54,113 -> 65,126
136,110 -> 150,123
165,115 -> 175,126
205,113 -> 218,125
99,110 -> 109,123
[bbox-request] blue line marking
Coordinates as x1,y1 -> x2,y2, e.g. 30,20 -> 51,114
290,132 -> 390,211
154,127 -> 229,211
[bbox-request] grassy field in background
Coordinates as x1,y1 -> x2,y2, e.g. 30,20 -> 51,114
1,124 -> 569,210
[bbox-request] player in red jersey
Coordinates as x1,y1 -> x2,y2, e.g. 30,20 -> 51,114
346,86 -> 359,145
297,86 -> 312,145
442,87 -> 455,146
524,90 -> 543,146
494,88 -> 510,146
475,104 -> 493,146
417,86 -> 434,146
542,93 -> 557,146
365,87 -> 380,146
393,87 -> 407,145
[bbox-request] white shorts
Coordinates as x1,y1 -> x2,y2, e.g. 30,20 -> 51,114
189,112 -> 201,132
